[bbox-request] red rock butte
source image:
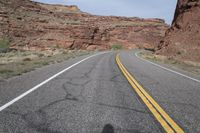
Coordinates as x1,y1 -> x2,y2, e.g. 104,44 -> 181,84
0,0 -> 168,51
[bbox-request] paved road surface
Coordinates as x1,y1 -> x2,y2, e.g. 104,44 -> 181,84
0,50 -> 199,132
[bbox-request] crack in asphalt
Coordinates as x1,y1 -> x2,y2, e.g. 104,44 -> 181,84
92,102 -> 146,114
62,79 -> 92,103
2,59 -> 100,132
2,53 -> 149,132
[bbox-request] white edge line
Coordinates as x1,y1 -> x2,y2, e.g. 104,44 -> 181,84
0,52 -> 108,112
135,51 -> 200,83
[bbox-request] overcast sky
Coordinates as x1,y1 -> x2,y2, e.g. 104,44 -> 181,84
33,0 -> 177,24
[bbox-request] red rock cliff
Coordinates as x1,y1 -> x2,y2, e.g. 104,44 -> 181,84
0,0 -> 168,51
157,0 -> 200,61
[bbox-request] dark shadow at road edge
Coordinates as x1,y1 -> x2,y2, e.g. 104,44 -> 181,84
101,124 -> 114,133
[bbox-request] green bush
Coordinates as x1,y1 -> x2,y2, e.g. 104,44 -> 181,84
111,44 -> 123,50
0,38 -> 10,49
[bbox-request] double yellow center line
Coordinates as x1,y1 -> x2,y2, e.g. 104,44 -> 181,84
116,54 -> 184,133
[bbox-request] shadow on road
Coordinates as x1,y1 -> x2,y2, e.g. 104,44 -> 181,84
101,124 -> 114,133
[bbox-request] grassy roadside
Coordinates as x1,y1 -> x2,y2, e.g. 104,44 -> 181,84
139,51 -> 200,76
0,50 -> 92,79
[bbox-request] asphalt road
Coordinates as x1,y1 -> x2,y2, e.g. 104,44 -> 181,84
0,50 -> 199,133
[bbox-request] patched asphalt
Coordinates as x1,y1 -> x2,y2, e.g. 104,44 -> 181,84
0,51 -> 200,132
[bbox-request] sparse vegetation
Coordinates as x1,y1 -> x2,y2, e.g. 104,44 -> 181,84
64,19 -> 81,25
0,50 -> 92,79
139,51 -> 200,76
0,38 -> 10,50
177,51 -> 181,55
111,44 -> 123,50
0,69 -> 13,75
144,48 -> 155,52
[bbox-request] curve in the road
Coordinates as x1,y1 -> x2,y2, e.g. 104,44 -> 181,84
116,54 -> 184,133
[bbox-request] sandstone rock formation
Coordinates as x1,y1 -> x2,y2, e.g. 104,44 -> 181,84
157,0 -> 200,61
0,0 -> 168,51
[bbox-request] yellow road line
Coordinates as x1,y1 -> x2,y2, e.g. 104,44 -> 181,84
116,54 -> 184,133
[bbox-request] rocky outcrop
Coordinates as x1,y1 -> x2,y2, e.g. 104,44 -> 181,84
38,3 -> 80,13
0,0 -> 168,51
157,0 -> 200,61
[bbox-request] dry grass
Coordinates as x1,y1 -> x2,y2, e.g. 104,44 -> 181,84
139,51 -> 200,76
0,50 -> 92,79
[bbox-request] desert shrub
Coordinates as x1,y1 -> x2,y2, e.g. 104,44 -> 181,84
23,58 -> 32,61
0,69 -> 13,74
65,20 -> 80,25
144,48 -> 155,52
177,51 -> 181,55
111,44 -> 123,50
42,62 -> 49,65
62,50 -> 69,54
37,53 -> 45,57
0,38 -> 10,52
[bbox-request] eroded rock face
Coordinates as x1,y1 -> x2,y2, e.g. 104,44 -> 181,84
157,0 -> 200,61
0,0 -> 168,51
